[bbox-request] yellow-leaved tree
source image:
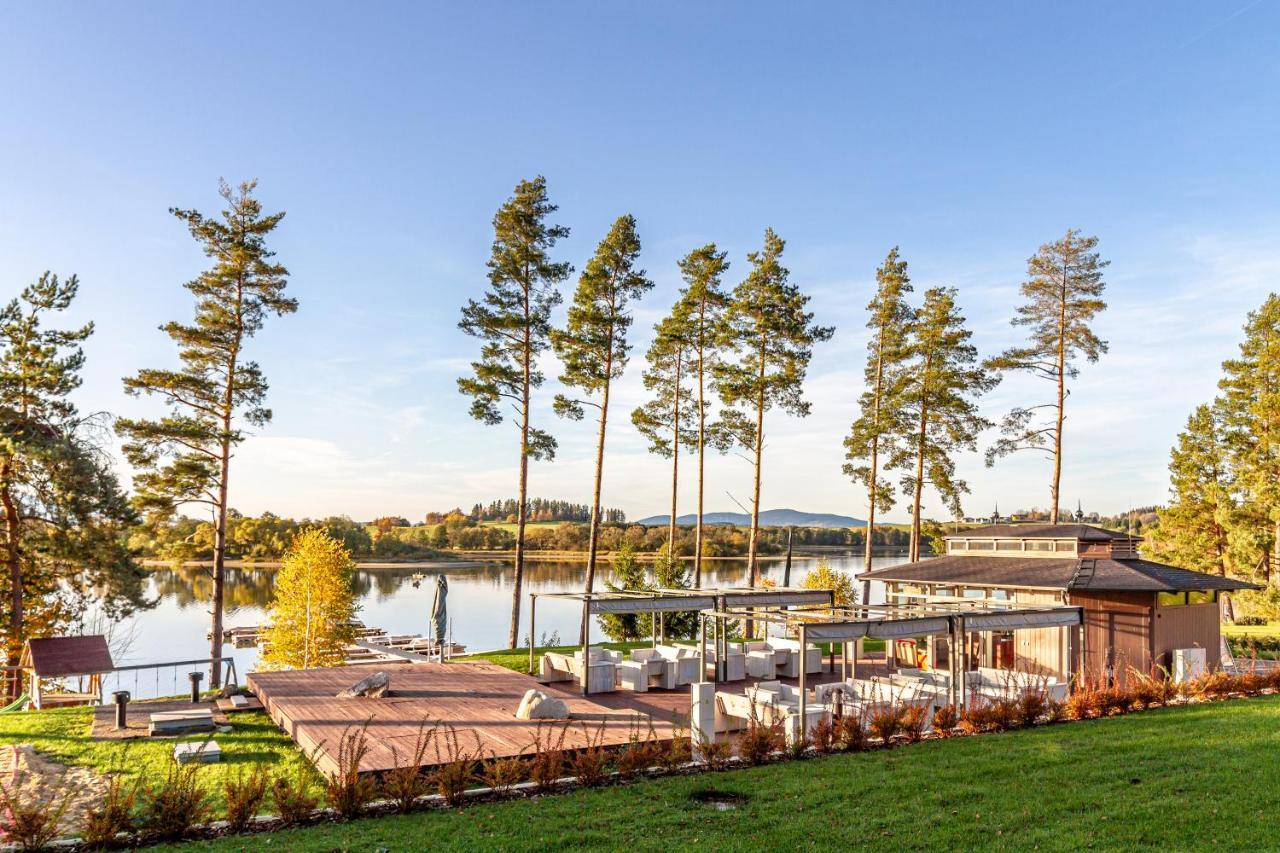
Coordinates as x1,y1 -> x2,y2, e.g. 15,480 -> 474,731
260,528 -> 358,670
801,559 -> 857,608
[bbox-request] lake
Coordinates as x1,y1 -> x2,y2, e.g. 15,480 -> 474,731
101,552 -> 906,700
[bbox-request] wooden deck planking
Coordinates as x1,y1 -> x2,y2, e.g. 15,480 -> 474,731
249,662 -> 671,775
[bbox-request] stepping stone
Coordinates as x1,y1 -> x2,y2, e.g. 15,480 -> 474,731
150,709 -> 215,736
173,740 -> 221,764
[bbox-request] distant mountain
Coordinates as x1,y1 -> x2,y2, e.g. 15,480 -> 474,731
634,508 -> 865,529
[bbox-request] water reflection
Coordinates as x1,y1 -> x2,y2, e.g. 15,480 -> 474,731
110,554 -> 904,699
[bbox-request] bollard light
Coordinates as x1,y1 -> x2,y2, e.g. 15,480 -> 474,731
188,671 -> 204,703
112,690 -> 131,730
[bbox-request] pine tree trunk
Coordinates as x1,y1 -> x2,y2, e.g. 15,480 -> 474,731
0,462 -> 23,701
580,350 -> 613,645
1051,271 -> 1068,524
695,332 -> 706,588
745,340 -> 766,639
509,325 -> 532,650
668,354 -> 680,559
862,335 -> 887,603
909,377 -> 929,562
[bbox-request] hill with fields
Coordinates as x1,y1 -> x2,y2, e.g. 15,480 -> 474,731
634,508 -> 865,528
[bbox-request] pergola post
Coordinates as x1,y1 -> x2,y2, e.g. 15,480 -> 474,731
528,594 -> 537,677
698,614 -> 708,684
581,598 -> 590,697
798,622 -> 808,747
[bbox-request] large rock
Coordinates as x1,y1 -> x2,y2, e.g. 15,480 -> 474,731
515,688 -> 569,720
336,671 -> 391,699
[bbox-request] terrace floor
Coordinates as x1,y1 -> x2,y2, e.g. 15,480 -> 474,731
249,656 -> 887,775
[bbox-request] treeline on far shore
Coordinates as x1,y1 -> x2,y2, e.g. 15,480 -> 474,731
131,511 -> 922,562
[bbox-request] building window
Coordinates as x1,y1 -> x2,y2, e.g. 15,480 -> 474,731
1157,591 -> 1187,607
1027,541 -> 1053,551
949,540 -> 968,553
1054,540 -> 1076,552
996,540 -> 1022,551
1187,590 -> 1217,606
970,540 -> 995,551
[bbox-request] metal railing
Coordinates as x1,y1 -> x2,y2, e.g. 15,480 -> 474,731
103,656 -> 238,701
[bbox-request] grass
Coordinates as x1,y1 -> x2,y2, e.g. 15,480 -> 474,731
0,704 -> 318,815
165,695 -> 1280,851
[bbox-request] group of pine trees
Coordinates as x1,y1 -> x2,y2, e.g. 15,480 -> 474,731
1149,294 -> 1280,618
844,231 -> 1110,595
458,179 -> 832,647
438,497 -> 625,525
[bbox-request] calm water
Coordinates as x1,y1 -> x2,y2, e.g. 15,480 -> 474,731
101,553 -> 906,699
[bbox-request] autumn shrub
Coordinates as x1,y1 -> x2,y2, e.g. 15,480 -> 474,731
384,721 -> 436,813
931,704 -> 958,736
223,769 -> 267,832
81,775 -> 138,849
270,769 -> 318,825
615,723 -> 661,779
139,761 -> 213,842
868,704 -> 905,744
656,714 -> 692,770
1043,699 -> 1067,723
811,715 -> 837,753
569,723 -> 610,787
1099,685 -> 1134,716
478,754 -> 527,795
431,724 -> 483,806
0,776 -> 72,851
529,721 -> 570,793
694,731 -> 732,771
958,703 -> 993,734
322,722 -> 378,819
736,706 -> 785,765
1065,686 -> 1103,720
1015,692 -> 1047,728
835,712 -> 866,752
898,705 -> 927,743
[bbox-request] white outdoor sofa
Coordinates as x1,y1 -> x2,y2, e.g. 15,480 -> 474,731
737,642 -> 779,679
714,681 -> 832,746
675,642 -> 747,681
765,637 -> 825,676
537,647 -> 619,693
966,667 -> 1069,703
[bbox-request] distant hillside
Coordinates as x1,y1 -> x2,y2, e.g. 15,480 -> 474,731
634,508 -> 865,529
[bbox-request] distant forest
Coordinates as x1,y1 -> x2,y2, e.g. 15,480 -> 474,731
425,498 -> 626,525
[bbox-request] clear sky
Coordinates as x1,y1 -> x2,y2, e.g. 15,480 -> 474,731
2,2 -> 1277,524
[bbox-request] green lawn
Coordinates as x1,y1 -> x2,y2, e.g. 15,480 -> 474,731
0,704 -> 318,814
166,695 -> 1280,851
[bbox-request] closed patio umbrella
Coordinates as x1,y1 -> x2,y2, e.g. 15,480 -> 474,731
430,575 -> 449,661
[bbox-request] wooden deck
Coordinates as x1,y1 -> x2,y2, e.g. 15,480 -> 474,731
249,662 -> 680,775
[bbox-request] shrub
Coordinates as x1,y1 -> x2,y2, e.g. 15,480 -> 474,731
931,704 -> 958,736
694,731 -> 732,771
900,705 -> 928,742
811,715 -> 837,753
735,706 -> 785,765
1099,685 -> 1134,715
989,699 -> 1020,731
569,723 -> 610,787
529,721 -> 570,793
322,722 -> 377,819
1043,700 -> 1067,723
223,769 -> 267,832
478,754 -> 527,795
0,776 -> 72,851
1234,615 -> 1269,626
270,768 -> 319,825
656,715 -> 692,770
430,724 -> 483,806
835,712 -> 866,752
615,723 -> 661,779
384,721 -> 436,813
868,704 -> 905,743
957,703 -> 992,734
1065,686 -> 1103,720
139,760 -> 213,842
81,775 -> 138,849
1015,692 -> 1047,728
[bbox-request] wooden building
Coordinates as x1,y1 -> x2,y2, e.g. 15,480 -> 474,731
20,635 -> 115,709
859,524 -> 1258,682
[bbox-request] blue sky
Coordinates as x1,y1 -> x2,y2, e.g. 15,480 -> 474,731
1,2 -> 1277,523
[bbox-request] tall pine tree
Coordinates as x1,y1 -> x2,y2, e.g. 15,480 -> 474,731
843,247 -> 913,596
1147,404 -> 1234,580
631,301 -> 695,559
986,230 -> 1109,523
716,229 -> 833,609
677,244 -> 731,587
552,214 -> 653,632
1217,294 -> 1280,585
1,273 -> 144,697
890,287 -> 997,561
458,176 -> 571,649
118,180 -> 295,687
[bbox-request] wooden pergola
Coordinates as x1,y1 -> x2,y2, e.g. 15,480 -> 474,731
694,601 -> 1085,737
529,587 -> 835,694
